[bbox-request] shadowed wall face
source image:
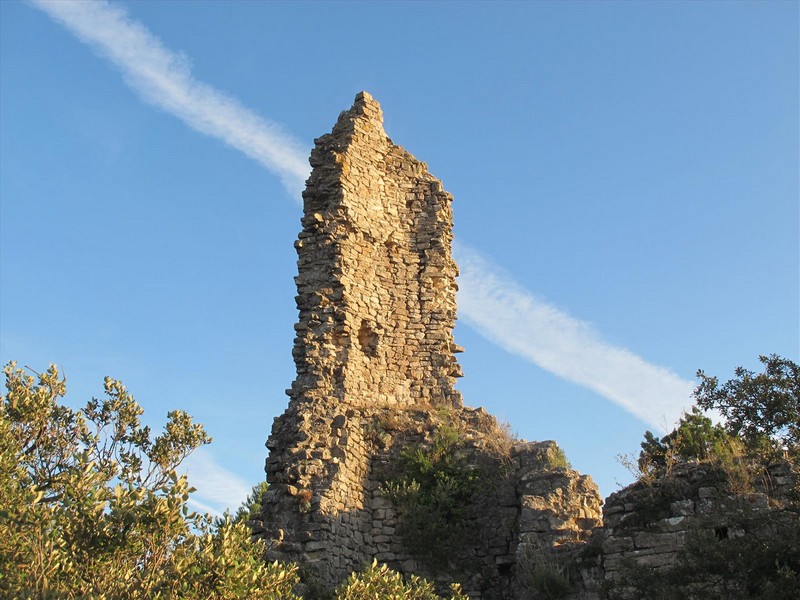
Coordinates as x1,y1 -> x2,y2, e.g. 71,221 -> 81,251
290,91 -> 463,409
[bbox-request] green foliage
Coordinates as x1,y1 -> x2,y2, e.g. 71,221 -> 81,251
638,430 -> 668,470
600,510 -> 800,599
609,355 -> 800,597
638,407 -> 732,472
516,543 -> 573,600
545,445 -> 572,470
668,407 -> 731,463
220,480 -> 269,527
382,425 -> 484,570
168,520 -> 301,600
694,354 -> 800,460
527,564 -> 572,600
334,560 -> 468,600
0,361 -> 301,599
636,356 -> 800,479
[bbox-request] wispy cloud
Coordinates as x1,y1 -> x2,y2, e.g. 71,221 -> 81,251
454,242 -> 694,429
30,0 -> 311,197
181,448 -> 252,517
31,0 -> 693,433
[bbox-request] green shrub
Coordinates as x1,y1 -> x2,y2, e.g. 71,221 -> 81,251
0,362 -> 301,599
516,542 -> 573,600
528,564 -> 572,599
335,560 -> 467,600
382,425 -> 485,570
638,407 -> 732,472
546,445 -> 572,470
695,355 -> 799,461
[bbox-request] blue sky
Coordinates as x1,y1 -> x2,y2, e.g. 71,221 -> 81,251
1,0 -> 797,513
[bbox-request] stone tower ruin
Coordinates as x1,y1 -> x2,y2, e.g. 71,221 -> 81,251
260,93 -> 603,598
287,91 -> 463,411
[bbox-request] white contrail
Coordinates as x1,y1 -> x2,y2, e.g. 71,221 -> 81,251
182,448 -> 252,516
30,0 -> 310,198
31,0 -> 693,431
454,242 -> 694,429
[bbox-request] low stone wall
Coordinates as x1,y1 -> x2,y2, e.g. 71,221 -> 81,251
578,460 -> 798,592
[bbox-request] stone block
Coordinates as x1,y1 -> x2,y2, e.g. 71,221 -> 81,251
670,499 -> 694,516
602,536 -> 634,554
633,531 -> 678,550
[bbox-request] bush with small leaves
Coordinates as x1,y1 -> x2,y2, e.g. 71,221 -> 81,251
382,425 -> 485,570
638,407 -> 732,473
695,354 -> 799,460
0,362 -> 301,599
335,560 -> 467,600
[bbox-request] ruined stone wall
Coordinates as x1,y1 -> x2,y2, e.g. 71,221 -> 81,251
259,91 -> 799,599
262,400 -> 602,598
259,93 -> 603,597
262,91 -> 465,586
290,90 -> 462,411
575,460 -> 798,596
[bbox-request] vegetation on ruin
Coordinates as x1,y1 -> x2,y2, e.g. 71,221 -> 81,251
620,355 -> 799,491
515,543 -> 573,600
381,423 -> 487,570
542,444 -> 572,471
605,355 -> 800,598
695,354 -> 799,461
4,354 -> 796,598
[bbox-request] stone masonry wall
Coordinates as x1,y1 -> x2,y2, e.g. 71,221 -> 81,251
289,91 -> 462,411
259,91 -> 799,599
262,91 -> 464,586
262,400 -> 602,598
575,460 -> 799,595
259,93 -> 603,597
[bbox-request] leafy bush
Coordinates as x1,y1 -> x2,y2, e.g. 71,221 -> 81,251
607,355 -> 800,597
632,356 -> 799,491
695,354 -> 799,460
382,425 -> 485,570
0,362 -> 301,599
516,542 -> 573,600
335,560 -> 467,600
638,407 -> 732,472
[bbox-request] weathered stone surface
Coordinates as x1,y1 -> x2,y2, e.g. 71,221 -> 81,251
259,93 -> 603,598
289,90 -> 462,411
589,460 -> 798,588
254,91 -> 798,600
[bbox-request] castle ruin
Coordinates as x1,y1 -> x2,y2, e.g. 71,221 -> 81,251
257,92 -> 798,599
285,91 -> 463,412
259,92 -> 603,598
